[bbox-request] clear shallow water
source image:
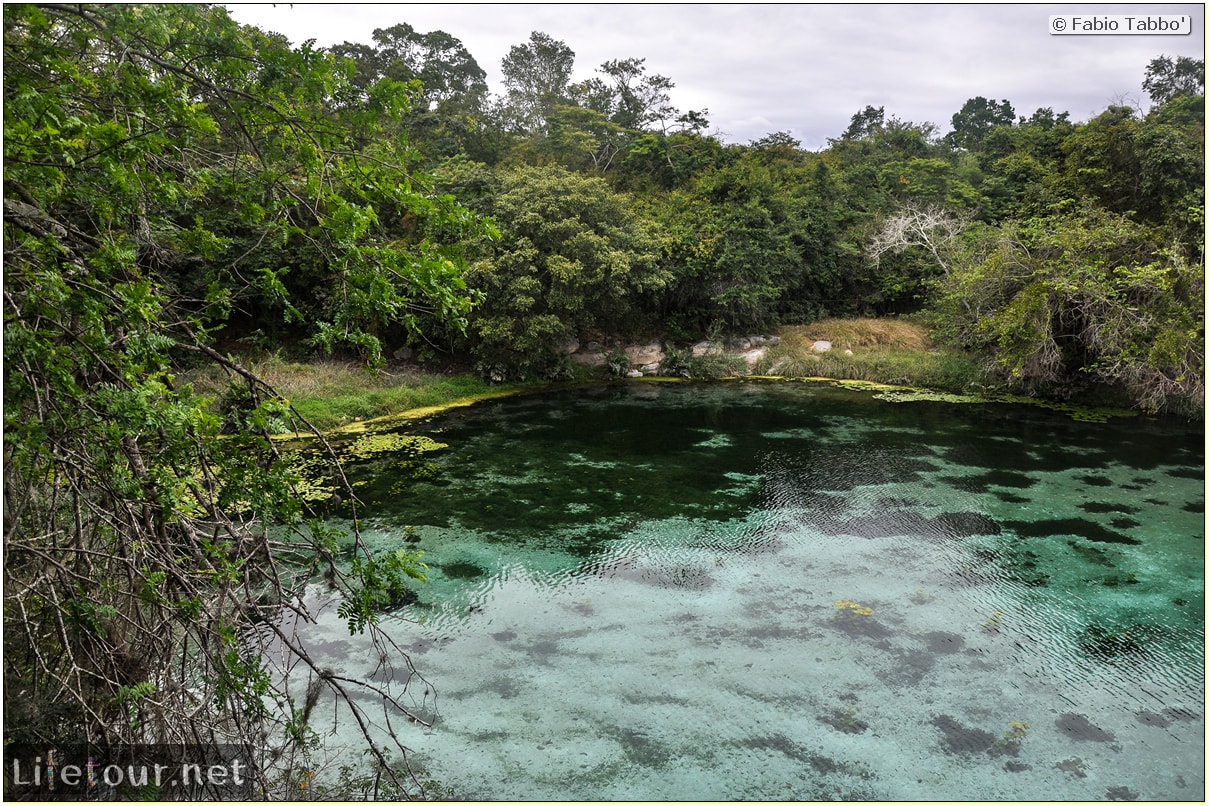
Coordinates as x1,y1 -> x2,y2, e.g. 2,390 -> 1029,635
285,381 -> 1204,800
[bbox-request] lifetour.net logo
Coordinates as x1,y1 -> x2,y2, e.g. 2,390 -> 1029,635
4,744 -> 253,800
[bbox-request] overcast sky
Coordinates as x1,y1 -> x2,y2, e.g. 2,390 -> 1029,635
225,3 -> 1205,149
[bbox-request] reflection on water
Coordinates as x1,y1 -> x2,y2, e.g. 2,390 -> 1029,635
286,382 -> 1205,800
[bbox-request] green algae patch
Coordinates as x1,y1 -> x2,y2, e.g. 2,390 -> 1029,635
1001,396 -> 1137,424
742,375 -> 965,399
285,424 -> 452,502
274,388 -> 526,442
344,433 -> 447,461
872,388 -> 987,404
331,389 -> 521,434
293,474 -> 338,503
829,378 -> 903,393
738,375 -> 1137,423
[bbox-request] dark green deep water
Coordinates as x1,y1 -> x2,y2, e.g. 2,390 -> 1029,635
288,381 -> 1205,800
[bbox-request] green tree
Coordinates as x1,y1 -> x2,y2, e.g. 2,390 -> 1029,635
1052,105 -> 1143,213
976,107 -> 1074,219
946,96 -> 1016,152
4,3 -> 479,792
1135,113 -> 1206,246
1050,99 -> 1204,247
499,31 -> 575,135
618,128 -> 722,190
828,115 -> 947,211
655,156 -> 828,332
931,207 -> 1204,415
839,105 -> 886,141
545,57 -> 690,175
591,57 -> 679,131
334,23 -> 488,111
747,131 -> 806,165
330,23 -> 490,160
1142,54 -> 1205,107
544,103 -> 630,173
444,165 -> 668,376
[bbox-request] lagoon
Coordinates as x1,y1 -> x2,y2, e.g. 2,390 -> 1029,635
285,381 -> 1204,800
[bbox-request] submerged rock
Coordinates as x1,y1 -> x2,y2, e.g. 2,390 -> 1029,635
930,714 -> 997,755
1056,712 -> 1117,743
817,709 -> 869,734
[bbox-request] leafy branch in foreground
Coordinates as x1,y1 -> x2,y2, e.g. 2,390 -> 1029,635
4,3 -> 481,796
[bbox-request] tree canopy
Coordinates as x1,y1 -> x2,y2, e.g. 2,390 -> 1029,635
1143,54 -> 1207,106
500,31 -> 576,135
4,3 -> 484,794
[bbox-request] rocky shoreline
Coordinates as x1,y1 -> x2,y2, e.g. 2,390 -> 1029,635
566,334 -> 850,377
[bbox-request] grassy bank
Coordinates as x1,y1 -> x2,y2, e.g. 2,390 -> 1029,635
756,319 -> 991,394
186,355 -> 524,432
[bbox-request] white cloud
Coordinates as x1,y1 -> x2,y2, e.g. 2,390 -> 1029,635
225,3 -> 1206,145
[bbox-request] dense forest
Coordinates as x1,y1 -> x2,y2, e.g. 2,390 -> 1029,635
311,24 -> 1201,415
3,4 -> 1204,797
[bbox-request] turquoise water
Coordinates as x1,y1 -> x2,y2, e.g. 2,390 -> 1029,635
284,381 -> 1204,800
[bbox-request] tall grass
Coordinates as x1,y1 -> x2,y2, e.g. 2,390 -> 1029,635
779,318 -> 934,352
759,320 -> 989,393
183,356 -> 512,431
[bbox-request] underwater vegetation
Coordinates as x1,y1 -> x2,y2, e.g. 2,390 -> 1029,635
1005,518 -> 1138,545
1077,624 -> 1149,660
835,599 -> 874,616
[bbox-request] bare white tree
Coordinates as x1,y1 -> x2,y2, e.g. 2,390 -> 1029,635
866,201 -> 972,272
